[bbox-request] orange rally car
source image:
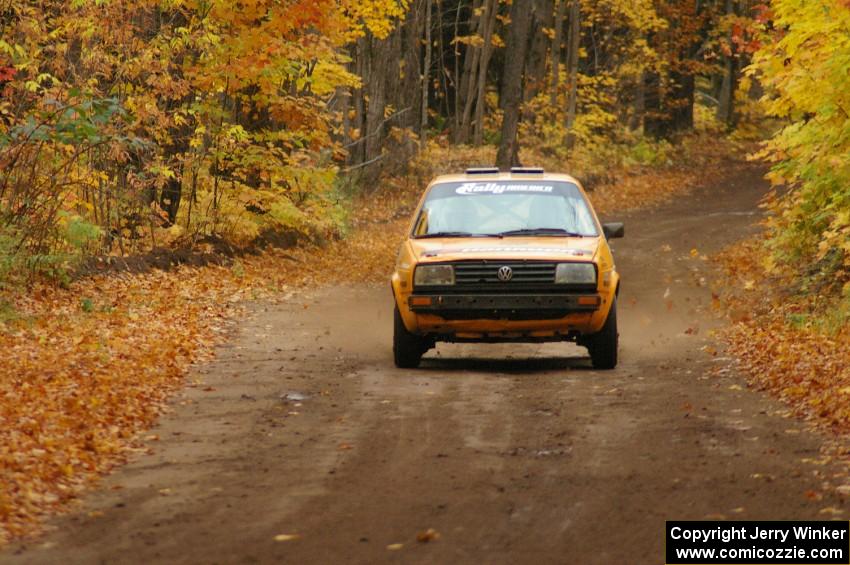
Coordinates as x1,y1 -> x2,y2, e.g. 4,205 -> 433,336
390,167 -> 624,369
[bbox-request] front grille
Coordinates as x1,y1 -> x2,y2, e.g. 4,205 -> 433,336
413,260 -> 597,294
453,261 -> 556,284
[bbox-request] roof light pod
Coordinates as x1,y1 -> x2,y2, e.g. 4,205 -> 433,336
465,167 -> 500,175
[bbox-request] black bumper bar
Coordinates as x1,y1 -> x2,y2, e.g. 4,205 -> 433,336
408,293 -> 600,320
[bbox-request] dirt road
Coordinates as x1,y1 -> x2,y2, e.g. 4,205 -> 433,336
4,164 -> 847,564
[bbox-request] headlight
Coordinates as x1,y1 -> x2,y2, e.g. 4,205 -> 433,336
555,262 -> 596,284
414,264 -> 455,286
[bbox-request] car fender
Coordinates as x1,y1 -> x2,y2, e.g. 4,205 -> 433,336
391,242 -> 420,333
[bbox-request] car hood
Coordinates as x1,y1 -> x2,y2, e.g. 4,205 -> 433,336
410,236 -> 600,263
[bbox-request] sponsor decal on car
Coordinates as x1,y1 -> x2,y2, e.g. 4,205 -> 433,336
455,182 -> 555,195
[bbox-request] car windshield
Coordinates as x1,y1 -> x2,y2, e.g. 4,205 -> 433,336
412,180 -> 598,237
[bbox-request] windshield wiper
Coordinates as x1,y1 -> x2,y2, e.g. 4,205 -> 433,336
414,231 -> 500,239
497,228 -> 585,237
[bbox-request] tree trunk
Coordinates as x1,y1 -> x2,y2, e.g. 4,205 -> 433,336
716,0 -> 739,127
525,0 -> 554,102
339,85 -> 351,147
716,56 -> 737,126
364,33 -> 395,178
495,0 -> 534,169
630,71 -> 645,131
158,8 -> 193,225
351,37 -> 368,165
456,0 -> 483,143
435,0 -> 451,118
642,71 -> 665,138
550,0 -> 566,107
564,0 -> 581,149
472,0 -> 498,145
386,25 -> 402,113
421,0 -> 432,142
402,0 -> 424,133
451,0 -> 465,133
669,71 -> 695,131
159,176 -> 182,225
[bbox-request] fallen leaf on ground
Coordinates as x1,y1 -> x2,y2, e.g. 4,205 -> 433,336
416,528 -> 440,543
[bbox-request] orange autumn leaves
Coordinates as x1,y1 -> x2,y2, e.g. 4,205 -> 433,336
1,269 -> 238,543
718,240 -> 850,431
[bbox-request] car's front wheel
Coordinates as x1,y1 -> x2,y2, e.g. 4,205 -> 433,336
393,306 -> 429,368
585,299 -> 618,370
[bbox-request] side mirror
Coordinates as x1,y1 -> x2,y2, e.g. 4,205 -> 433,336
602,222 -> 624,239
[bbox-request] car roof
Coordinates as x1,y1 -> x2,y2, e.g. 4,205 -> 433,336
430,171 -> 583,186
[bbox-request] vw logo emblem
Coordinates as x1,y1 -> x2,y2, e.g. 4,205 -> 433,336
497,266 -> 513,281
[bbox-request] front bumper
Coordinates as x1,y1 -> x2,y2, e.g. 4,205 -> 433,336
408,293 -> 601,321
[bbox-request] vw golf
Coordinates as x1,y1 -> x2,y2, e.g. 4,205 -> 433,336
391,167 -> 624,369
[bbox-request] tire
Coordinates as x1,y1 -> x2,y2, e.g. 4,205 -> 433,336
586,299 -> 618,370
393,306 -> 428,368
